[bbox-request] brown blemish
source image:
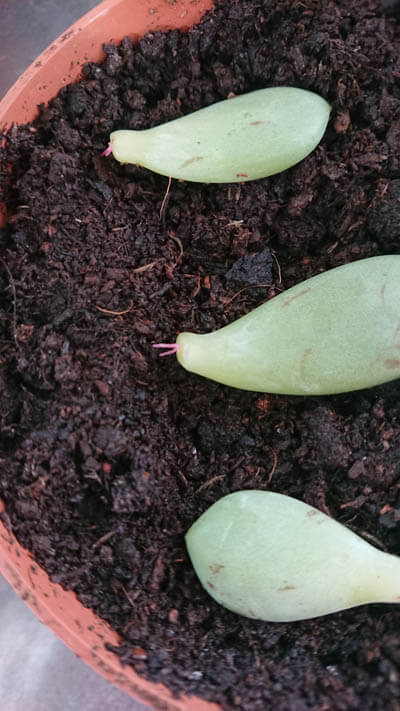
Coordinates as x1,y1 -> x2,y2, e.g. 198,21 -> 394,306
384,358 -> 400,369
236,172 -> 248,178
209,563 -> 225,574
207,580 -> 215,589
248,608 -> 257,617
306,508 -> 327,524
249,120 -> 264,126
300,347 -> 312,377
180,155 -> 204,169
277,585 -> 296,591
281,287 -> 311,308
380,280 -> 387,304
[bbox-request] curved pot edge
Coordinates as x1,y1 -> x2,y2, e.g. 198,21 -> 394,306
0,0 -> 214,128
0,521 -> 219,711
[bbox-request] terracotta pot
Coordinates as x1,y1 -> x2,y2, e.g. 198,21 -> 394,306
0,2 -> 219,709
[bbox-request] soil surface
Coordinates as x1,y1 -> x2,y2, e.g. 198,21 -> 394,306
1,1 -> 400,709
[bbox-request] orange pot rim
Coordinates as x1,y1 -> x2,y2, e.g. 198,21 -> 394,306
0,1 -> 219,710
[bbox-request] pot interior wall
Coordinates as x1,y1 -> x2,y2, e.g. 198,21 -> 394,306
0,0 -> 213,127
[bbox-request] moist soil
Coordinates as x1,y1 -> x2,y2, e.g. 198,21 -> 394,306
1,0 -> 400,709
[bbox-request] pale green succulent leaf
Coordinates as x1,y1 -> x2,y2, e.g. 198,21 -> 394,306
177,256 -> 400,395
109,87 -> 330,183
185,490 -> 400,622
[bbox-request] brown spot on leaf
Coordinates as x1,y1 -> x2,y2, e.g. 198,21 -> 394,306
380,280 -> 387,304
249,121 -> 264,126
384,358 -> 400,369
277,585 -> 296,591
300,347 -> 312,377
306,508 -> 327,524
209,563 -> 225,574
281,287 -> 311,308
207,580 -> 215,589
180,156 -> 204,169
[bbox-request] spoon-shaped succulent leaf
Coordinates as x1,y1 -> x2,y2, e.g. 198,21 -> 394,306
185,490 -> 400,622
174,255 -> 400,395
108,87 -> 331,183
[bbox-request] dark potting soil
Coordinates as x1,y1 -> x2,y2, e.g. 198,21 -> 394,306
1,0 -> 400,708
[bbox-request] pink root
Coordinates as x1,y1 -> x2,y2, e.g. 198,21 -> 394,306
101,143 -> 112,157
152,342 -> 181,357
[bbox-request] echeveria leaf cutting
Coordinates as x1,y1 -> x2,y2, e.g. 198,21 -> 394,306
155,256 -> 400,395
106,87 -> 331,183
186,490 -> 400,622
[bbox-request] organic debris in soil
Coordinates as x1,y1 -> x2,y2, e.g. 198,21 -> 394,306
1,0 -> 400,709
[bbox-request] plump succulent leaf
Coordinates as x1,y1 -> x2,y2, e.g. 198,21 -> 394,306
177,256 -> 400,395
109,87 -> 330,183
186,490 -> 400,622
